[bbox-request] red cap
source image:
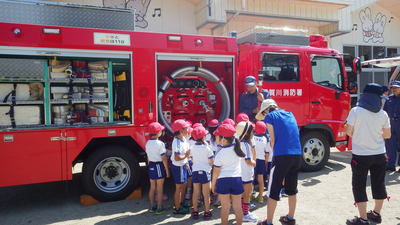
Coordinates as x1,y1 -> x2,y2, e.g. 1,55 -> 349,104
192,123 -> 204,129
216,124 -> 236,138
221,118 -> 236,127
255,121 -> 267,134
208,119 -> 219,128
236,113 -> 249,123
171,119 -> 190,132
192,127 -> 208,140
148,122 -> 165,135
213,129 -> 220,136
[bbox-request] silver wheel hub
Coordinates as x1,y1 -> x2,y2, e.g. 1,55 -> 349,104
93,157 -> 130,193
303,138 -> 325,166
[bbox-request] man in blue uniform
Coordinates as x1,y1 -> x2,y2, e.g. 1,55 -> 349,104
384,80 -> 400,172
239,76 -> 270,121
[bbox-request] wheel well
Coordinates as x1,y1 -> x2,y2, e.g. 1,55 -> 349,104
72,136 -> 146,165
300,125 -> 335,147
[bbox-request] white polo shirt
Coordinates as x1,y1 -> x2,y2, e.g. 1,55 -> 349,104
214,145 -> 242,178
254,134 -> 273,162
191,143 -> 214,173
145,139 -> 166,162
240,141 -> 255,182
346,106 -> 390,156
171,137 -> 189,166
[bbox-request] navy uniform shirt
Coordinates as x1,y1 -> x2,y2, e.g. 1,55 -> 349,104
239,90 -> 270,121
384,95 -> 400,119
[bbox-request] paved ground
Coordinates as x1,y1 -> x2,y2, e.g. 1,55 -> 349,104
1,149 -> 399,225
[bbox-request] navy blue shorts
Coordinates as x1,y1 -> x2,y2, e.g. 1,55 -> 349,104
148,162 -> 166,180
171,164 -> 188,184
255,159 -> 267,175
192,170 -> 211,184
216,177 -> 244,195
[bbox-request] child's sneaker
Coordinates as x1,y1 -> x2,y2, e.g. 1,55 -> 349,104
148,205 -> 157,213
243,212 -> 258,222
279,215 -> 296,225
256,195 -> 264,203
250,202 -> 256,209
191,211 -> 199,220
204,211 -> 212,220
155,208 -> 165,215
257,220 -> 273,225
173,207 -> 189,215
182,199 -> 192,208
367,210 -> 382,224
346,217 -> 370,225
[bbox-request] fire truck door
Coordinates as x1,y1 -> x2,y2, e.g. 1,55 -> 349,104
0,129 -> 63,187
309,56 -> 350,126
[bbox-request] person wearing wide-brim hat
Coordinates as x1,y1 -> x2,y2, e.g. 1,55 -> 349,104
346,83 -> 391,225
256,99 -> 301,225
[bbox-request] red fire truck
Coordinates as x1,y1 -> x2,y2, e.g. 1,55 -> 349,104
0,1 -> 358,202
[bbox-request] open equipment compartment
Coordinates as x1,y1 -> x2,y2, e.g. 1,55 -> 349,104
0,54 -> 133,129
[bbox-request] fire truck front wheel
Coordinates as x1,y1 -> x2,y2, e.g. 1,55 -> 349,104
300,132 -> 330,172
82,146 -> 140,202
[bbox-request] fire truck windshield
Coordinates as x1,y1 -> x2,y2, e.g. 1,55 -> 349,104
311,56 -> 344,90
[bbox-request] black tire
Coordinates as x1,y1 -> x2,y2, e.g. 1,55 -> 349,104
300,131 -> 330,172
82,145 -> 140,202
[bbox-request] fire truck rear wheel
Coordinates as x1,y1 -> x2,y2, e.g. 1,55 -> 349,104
82,146 -> 140,202
300,132 -> 330,172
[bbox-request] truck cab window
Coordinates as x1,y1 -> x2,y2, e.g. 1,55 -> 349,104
311,56 -> 344,90
261,54 -> 299,82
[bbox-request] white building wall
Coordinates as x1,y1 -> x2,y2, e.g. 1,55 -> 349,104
331,3 -> 400,52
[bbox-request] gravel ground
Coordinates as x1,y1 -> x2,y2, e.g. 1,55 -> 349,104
0,149 -> 399,225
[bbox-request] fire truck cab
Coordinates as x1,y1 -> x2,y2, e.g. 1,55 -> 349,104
238,33 -> 351,171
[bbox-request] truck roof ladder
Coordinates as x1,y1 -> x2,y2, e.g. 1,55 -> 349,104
237,32 -> 309,46
0,0 -> 135,31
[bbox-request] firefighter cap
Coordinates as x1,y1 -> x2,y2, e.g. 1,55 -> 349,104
391,80 -> 400,88
245,76 -> 256,86
148,122 -> 165,135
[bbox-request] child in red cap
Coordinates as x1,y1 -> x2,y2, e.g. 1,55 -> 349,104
170,119 -> 191,214
190,126 -> 214,220
236,121 -> 258,222
146,122 -> 170,214
212,124 -> 246,225
236,113 -> 250,123
253,121 -> 271,203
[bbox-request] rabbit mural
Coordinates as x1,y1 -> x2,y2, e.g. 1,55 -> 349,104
103,0 -> 152,29
359,7 -> 387,43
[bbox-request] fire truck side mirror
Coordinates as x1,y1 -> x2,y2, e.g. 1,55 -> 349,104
352,57 -> 362,74
348,81 -> 358,94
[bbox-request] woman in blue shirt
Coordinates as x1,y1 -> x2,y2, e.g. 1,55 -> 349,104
256,99 -> 301,225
